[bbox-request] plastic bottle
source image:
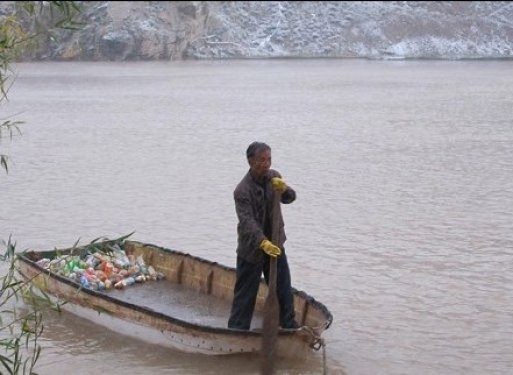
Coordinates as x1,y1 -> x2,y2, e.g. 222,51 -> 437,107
136,255 -> 146,267
123,277 -> 135,287
103,262 -> 114,276
79,275 -> 90,289
135,275 -> 145,283
114,280 -> 124,289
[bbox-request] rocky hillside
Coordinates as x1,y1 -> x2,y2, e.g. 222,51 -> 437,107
6,1 -> 513,60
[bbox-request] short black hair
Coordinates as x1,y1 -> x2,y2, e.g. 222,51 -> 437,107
246,141 -> 271,160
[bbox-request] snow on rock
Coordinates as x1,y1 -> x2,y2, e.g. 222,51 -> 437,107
7,1 -> 513,60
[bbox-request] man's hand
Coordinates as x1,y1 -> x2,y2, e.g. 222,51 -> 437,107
260,239 -> 281,257
271,177 -> 287,193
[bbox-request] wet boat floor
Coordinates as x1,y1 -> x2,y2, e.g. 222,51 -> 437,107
108,279 -> 263,329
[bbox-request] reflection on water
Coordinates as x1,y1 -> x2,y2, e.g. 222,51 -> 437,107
2,59 -> 513,374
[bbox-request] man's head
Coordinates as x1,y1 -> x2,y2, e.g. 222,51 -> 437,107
246,141 -> 271,180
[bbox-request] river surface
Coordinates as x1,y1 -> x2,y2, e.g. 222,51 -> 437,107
1,59 -> 513,374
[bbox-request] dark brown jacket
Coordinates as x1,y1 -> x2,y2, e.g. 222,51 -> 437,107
234,169 -> 296,263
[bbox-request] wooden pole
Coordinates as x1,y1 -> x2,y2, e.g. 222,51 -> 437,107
261,191 -> 281,374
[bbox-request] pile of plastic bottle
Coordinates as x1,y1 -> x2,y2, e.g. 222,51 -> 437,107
35,243 -> 164,292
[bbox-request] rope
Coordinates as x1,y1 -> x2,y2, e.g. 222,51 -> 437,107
321,338 -> 327,375
297,326 -> 328,374
298,326 -> 322,349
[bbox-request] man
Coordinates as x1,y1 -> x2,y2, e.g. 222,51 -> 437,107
228,141 -> 298,330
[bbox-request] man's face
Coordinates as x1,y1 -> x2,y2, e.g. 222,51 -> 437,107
249,149 -> 271,179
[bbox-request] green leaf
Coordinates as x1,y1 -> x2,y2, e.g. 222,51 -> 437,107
0,354 -> 14,375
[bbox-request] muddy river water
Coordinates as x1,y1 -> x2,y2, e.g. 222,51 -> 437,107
2,59 -> 513,374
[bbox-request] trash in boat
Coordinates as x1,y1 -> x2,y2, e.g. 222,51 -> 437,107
34,242 -> 164,291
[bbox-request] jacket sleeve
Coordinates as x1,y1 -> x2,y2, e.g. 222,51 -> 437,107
272,170 -> 296,204
234,189 -> 267,248
281,186 -> 296,204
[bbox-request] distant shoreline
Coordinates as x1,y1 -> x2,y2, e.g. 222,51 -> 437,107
16,56 -> 513,63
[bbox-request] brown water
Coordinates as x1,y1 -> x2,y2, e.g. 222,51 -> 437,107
2,59 -> 513,374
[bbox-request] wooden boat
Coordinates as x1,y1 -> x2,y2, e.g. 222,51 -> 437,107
16,240 -> 332,358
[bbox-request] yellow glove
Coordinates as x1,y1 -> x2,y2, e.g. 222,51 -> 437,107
260,239 -> 281,258
271,177 -> 287,193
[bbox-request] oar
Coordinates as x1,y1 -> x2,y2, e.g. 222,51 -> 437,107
261,190 -> 281,375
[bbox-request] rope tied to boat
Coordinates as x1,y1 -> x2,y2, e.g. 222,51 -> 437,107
321,339 -> 327,375
297,325 -> 323,350
297,326 -> 328,374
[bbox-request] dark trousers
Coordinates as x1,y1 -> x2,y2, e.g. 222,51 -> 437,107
228,251 -> 297,330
